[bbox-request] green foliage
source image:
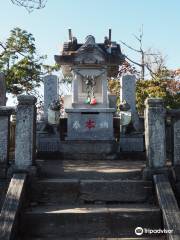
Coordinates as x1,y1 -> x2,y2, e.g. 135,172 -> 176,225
0,28 -> 46,95
136,77 -> 180,114
108,72 -> 180,115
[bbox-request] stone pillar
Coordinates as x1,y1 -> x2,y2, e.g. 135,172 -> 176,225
144,98 -> 166,169
72,72 -> 79,104
172,113 -> 180,180
0,73 -> 6,106
44,75 -> 58,121
173,119 -> 180,166
0,107 -> 13,177
102,71 -> 108,107
120,74 -> 140,130
15,95 -> 37,170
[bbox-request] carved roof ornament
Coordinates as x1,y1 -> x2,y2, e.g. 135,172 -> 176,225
77,35 -> 104,54
54,29 -> 125,77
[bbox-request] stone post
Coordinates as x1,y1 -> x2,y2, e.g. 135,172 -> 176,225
173,118 -> 180,166
72,72 -> 79,104
102,71 -> 108,107
0,73 -> 6,106
0,107 -> 13,177
120,74 -> 140,131
44,75 -> 58,121
171,113 -> 180,180
15,95 -> 37,170
143,98 -> 166,178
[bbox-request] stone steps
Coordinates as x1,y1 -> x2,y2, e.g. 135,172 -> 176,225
19,204 -> 162,239
36,159 -> 145,180
30,179 -> 153,205
17,160 -> 166,239
21,237 -> 167,240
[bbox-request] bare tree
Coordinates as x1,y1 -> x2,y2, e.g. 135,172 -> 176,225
11,0 -> 47,12
145,49 -> 167,79
120,26 -> 162,80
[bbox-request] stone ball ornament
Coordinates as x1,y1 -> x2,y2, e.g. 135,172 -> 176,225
85,97 -> 91,104
90,98 -> 97,105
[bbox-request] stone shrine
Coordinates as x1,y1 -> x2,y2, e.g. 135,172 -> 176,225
55,32 -> 124,140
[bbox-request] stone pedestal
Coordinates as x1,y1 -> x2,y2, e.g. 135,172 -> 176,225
44,75 -> 58,121
66,108 -> 115,140
0,73 -> 6,106
15,95 -> 37,171
143,98 -> 166,179
0,107 -> 13,177
120,74 -> 140,131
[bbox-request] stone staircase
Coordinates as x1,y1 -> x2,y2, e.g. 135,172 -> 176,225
18,160 -> 167,239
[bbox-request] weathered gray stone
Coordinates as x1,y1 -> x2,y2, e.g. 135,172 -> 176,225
154,174 -> 180,237
108,94 -> 117,110
15,95 -> 37,170
0,73 -> 6,106
173,119 -> 180,166
120,133 -> 144,152
0,107 -> 13,177
0,174 -> 26,239
21,205 -> 162,238
144,98 -> 166,168
66,108 -> 115,140
44,75 -> 58,121
79,179 -> 152,202
120,74 -> 140,131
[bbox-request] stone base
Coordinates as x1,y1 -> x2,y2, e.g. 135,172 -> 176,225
8,164 -> 37,177
37,140 -> 118,160
143,166 -> 172,180
36,123 -> 61,153
0,163 -> 7,178
37,135 -> 61,152
66,108 -> 115,140
120,133 -> 144,152
171,165 -> 180,181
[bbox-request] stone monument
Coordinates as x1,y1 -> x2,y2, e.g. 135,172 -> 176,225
120,74 -> 140,131
43,74 -> 59,121
55,32 -> 124,141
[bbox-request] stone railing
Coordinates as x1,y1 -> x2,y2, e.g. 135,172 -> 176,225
166,109 -> 180,165
143,98 -> 180,180
0,173 -> 27,240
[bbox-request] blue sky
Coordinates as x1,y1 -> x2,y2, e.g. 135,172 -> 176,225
1,0 -> 180,70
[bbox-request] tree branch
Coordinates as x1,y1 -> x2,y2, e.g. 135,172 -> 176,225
120,40 -> 141,53
125,55 -> 143,67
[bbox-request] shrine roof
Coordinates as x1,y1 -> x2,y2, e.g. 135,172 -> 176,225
54,35 -> 125,67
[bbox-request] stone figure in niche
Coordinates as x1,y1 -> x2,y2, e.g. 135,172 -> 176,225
84,75 -> 97,105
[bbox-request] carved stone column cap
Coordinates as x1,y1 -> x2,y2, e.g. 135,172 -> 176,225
145,98 -> 164,107
17,95 -> 37,105
0,106 -> 15,116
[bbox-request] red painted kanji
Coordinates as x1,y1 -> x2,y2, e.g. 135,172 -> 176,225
85,119 -> 95,129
